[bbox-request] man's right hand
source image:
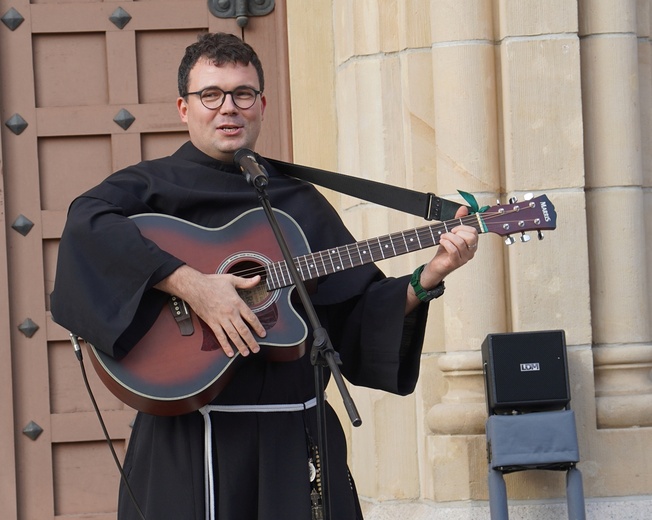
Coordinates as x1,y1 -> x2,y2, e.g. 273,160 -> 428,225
155,265 -> 267,358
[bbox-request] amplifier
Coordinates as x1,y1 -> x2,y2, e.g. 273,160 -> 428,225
482,330 -> 570,415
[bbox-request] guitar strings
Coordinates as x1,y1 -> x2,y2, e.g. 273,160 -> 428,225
224,208 -> 529,284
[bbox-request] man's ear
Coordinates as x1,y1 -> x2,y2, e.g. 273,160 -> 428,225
260,94 -> 267,120
177,97 -> 188,123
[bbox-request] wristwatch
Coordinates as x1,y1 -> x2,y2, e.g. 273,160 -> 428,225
410,264 -> 446,303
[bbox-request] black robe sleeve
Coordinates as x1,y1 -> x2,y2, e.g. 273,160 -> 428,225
51,191 -> 185,359
316,274 -> 429,396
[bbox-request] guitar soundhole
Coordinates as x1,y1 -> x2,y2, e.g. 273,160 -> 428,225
222,255 -> 276,313
235,261 -> 279,330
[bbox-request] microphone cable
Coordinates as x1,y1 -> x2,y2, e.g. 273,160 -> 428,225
70,333 -> 147,520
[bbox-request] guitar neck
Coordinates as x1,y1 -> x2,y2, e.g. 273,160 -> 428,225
264,213 -> 486,291
263,193 -> 557,291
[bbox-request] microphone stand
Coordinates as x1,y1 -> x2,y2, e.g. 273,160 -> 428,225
243,166 -> 362,520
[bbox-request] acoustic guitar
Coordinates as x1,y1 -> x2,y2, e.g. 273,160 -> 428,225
86,194 -> 557,416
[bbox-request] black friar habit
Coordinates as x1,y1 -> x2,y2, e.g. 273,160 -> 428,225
51,142 -> 430,520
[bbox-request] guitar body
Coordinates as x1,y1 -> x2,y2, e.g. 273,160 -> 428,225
87,208 -> 310,416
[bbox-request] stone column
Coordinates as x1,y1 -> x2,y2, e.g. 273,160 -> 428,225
425,0 -> 591,501
579,0 -> 652,429
331,0 -> 436,501
423,0 -> 504,501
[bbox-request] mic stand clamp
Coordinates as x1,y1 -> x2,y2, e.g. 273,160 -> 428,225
248,178 -> 362,520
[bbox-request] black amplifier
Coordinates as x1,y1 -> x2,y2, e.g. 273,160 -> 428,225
482,330 -> 570,415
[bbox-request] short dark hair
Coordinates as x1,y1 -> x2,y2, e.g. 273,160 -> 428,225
178,32 -> 265,96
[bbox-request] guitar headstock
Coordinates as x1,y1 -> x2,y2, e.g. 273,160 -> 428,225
480,194 -> 556,245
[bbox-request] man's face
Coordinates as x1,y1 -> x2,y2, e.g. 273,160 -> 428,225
177,58 -> 266,162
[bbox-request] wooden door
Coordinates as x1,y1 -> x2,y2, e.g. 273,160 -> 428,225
0,1 -> 291,518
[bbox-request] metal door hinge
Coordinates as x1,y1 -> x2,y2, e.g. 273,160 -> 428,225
208,0 -> 275,28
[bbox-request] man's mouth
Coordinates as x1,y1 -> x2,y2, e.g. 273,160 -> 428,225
218,125 -> 241,134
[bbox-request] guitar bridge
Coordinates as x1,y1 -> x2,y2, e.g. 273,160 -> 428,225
168,296 -> 195,336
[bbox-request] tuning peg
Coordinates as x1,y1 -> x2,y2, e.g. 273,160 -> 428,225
509,196 -> 518,204
537,230 -> 545,240
504,235 -> 516,246
520,232 -> 531,243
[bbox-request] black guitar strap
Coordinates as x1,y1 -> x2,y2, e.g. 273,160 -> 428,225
266,157 -> 464,222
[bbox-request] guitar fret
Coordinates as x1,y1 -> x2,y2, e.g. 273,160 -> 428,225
358,240 -> 373,265
341,246 -> 352,269
271,261 -> 283,289
355,244 -> 366,266
271,262 -> 281,288
280,260 -> 292,287
386,235 -> 398,256
385,236 -> 396,256
428,225 -> 441,244
317,250 -> 327,276
376,238 -> 386,259
399,231 -> 410,254
398,231 -> 411,255
303,254 -> 316,280
294,258 -> 306,282
383,234 -> 398,256
311,253 -> 321,277
407,229 -> 422,251
330,247 -> 344,272
281,261 -> 290,285
303,255 -> 314,279
344,244 -> 356,269
320,250 -> 330,274
379,236 -> 389,257
264,265 -> 273,290
339,246 -> 351,269
321,250 -> 331,274
355,241 -> 368,263
266,263 -> 276,290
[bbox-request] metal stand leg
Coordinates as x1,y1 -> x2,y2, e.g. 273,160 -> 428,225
566,466 -> 586,520
488,467 -> 509,520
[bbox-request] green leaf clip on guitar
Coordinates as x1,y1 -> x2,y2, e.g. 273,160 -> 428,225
86,193 -> 557,416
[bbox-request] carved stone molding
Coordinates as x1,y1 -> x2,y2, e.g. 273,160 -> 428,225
426,351 -> 486,435
593,343 -> 652,428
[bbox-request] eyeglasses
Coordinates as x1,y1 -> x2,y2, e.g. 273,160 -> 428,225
183,86 -> 262,110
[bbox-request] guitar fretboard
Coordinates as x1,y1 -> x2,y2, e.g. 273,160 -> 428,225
264,214 -> 484,291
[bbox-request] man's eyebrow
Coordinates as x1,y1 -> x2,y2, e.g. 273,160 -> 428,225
197,84 -> 259,91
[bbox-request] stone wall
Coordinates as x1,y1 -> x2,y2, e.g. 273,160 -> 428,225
287,0 -> 652,516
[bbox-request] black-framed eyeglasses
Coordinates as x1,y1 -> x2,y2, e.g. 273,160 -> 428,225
183,86 -> 262,110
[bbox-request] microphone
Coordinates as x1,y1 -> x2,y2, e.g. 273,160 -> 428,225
234,148 -> 269,188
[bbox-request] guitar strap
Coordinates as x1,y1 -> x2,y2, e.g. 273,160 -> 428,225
266,157 -> 464,221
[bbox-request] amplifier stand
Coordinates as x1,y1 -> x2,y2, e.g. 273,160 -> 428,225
485,410 -> 586,520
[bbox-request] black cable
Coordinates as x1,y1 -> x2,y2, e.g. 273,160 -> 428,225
70,334 -> 147,520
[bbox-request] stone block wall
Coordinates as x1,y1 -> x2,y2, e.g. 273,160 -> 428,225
287,0 -> 652,516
